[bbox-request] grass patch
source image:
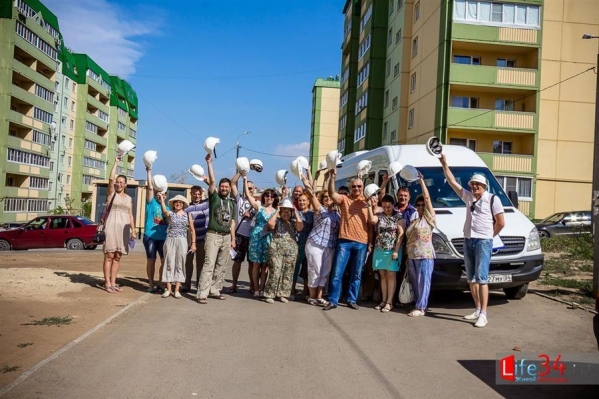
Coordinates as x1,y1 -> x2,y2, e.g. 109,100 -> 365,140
541,289 -> 595,306
24,316 -> 73,327
2,365 -> 21,374
542,258 -> 574,275
540,277 -> 593,296
17,342 -> 33,348
541,234 -> 593,260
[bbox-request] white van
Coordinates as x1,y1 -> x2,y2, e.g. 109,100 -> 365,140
334,144 -> 543,299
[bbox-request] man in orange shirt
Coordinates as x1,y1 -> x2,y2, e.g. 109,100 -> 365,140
324,170 -> 371,311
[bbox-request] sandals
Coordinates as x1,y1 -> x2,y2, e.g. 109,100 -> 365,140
104,286 -> 115,294
209,294 -> 226,300
381,303 -> 392,313
374,301 -> 386,311
112,285 -> 123,293
174,292 -> 182,299
408,310 -> 426,317
316,299 -> 328,306
161,290 -> 172,298
197,297 -> 208,304
308,298 -> 319,306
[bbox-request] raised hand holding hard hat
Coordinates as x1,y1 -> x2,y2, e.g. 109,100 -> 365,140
143,150 -> 157,169
117,140 -> 135,157
426,136 -> 443,158
356,160 -> 372,179
275,169 -> 288,186
152,174 -> 168,193
250,159 -> 263,173
364,183 -> 380,199
188,164 -> 205,181
318,160 -> 327,171
326,150 -> 341,171
400,165 -> 419,182
388,161 -> 403,179
236,157 -> 250,173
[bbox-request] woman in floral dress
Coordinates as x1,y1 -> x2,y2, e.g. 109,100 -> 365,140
367,194 -> 406,313
406,171 -> 436,317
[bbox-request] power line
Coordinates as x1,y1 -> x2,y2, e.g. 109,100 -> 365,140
134,68 -> 333,81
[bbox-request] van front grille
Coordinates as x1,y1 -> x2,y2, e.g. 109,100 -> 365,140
451,236 -> 526,257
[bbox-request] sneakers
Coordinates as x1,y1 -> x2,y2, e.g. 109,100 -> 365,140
253,291 -> 261,298
174,292 -> 182,299
265,298 -> 275,304
463,310 -> 480,320
279,297 -> 288,303
161,290 -> 171,298
475,314 -> 488,328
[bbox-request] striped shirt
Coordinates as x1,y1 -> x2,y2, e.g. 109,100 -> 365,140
186,200 -> 209,242
308,207 -> 340,248
338,194 -> 369,245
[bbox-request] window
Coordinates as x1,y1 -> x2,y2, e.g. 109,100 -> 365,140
68,156 -> 72,167
61,116 -> 66,126
338,138 -> 345,153
410,72 -> 417,93
392,96 -> 398,110
15,22 -> 57,59
69,138 -> 73,148
72,83 -> 77,93
386,58 -> 391,77
497,58 -> 516,68
394,62 -> 400,77
353,122 -> 367,143
33,108 -> 53,124
495,99 -> 514,111
383,122 -> 388,139
34,84 -> 54,103
98,110 -> 109,122
66,175 -> 71,184
450,138 -> 477,151
83,175 -> 98,185
395,28 -> 401,44
360,3 -> 373,33
496,176 -> 532,198
391,130 -> 396,142
340,91 -> 348,107
358,33 -> 372,61
451,96 -> 479,108
339,114 -> 347,131
63,96 -> 68,107
385,90 -> 390,108
83,157 -> 106,170
408,108 -> 415,129
355,91 -> 369,115
412,36 -> 418,57
65,78 -> 70,90
70,119 -> 74,130
414,1 -> 420,21
453,0 -> 540,29
357,62 -> 370,87
7,148 -> 50,167
50,161 -> 54,171
3,199 -> 48,213
32,130 -> 51,147
130,129 -> 137,139
388,28 -> 393,46
71,101 -> 75,111
30,177 -> 49,189
493,141 -> 512,154
84,139 -> 97,151
86,121 -> 99,134
397,0 -> 403,11
453,55 -> 481,65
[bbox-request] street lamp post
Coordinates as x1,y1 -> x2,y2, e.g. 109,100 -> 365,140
235,131 -> 250,191
582,33 -> 599,298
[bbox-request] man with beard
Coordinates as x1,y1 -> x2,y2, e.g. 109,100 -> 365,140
197,153 -> 237,304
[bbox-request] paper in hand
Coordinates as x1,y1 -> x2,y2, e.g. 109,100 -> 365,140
492,235 -> 505,250
230,248 -> 238,260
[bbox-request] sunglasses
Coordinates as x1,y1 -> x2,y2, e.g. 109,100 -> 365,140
248,187 -> 254,191
351,185 -> 362,189
416,203 -> 425,207
263,194 -> 274,198
470,199 -> 479,213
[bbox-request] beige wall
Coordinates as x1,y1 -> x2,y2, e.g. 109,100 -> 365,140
537,0 -> 599,218
313,85 -> 340,187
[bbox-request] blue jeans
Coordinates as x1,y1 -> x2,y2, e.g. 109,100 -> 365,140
328,239 -> 368,306
408,259 -> 434,310
464,238 -> 492,284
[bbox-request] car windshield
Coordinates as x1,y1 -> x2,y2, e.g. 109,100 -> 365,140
541,213 -> 566,223
75,216 -> 96,225
393,166 -> 512,208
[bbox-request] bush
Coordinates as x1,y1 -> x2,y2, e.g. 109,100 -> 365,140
540,234 -> 593,260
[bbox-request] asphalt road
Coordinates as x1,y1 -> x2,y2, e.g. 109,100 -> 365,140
2,264 -> 598,399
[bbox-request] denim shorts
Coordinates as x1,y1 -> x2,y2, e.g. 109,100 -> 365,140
143,235 -> 165,260
463,238 -> 492,284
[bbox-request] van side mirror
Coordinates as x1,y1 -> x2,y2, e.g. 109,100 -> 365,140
508,190 -> 519,209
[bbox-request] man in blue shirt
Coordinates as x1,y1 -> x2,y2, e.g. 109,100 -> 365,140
184,183 -> 210,293
144,167 -> 169,292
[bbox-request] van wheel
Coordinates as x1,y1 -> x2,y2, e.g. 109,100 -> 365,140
504,283 -> 528,299
66,238 -> 84,250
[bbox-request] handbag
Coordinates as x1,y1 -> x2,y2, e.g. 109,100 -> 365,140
93,193 -> 116,244
398,274 -> 414,304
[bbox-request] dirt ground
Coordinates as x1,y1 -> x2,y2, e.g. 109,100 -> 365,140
0,249 -> 150,387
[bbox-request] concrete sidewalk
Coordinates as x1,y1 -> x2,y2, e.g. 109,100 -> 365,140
2,269 -> 598,399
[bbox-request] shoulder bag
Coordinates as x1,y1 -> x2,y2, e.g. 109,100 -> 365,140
93,193 -> 117,243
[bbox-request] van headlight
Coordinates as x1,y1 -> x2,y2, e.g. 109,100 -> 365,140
432,233 -> 453,255
527,228 -> 541,251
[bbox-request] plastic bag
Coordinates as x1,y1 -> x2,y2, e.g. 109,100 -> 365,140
398,276 -> 414,304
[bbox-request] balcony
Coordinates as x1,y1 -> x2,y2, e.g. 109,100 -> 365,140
13,60 -> 54,91
87,94 -> 109,113
452,23 -> 540,46
86,112 -> 109,131
478,152 -> 534,174
450,64 -> 538,89
87,76 -> 110,97
12,85 -> 53,113
4,161 -> 51,178
84,131 -> 108,147
447,108 -> 536,133
14,35 -> 56,68
9,110 -> 49,131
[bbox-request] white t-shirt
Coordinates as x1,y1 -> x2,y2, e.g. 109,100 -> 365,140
235,193 -> 253,237
461,189 -> 504,239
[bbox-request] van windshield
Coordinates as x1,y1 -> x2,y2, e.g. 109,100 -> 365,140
394,167 -> 512,208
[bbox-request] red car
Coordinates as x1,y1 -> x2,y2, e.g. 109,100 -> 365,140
0,215 -> 98,251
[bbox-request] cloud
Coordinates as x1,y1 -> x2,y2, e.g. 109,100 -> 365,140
274,142 -> 310,157
45,0 -> 162,78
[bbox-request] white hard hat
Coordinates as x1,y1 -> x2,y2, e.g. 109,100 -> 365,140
236,157 -> 250,173
279,199 -> 294,209
117,140 -> 135,157
152,174 -> 168,193
356,160 -> 372,177
297,156 -> 310,170
318,160 -> 327,171
364,183 -> 380,199
250,159 -> 263,172
143,150 -> 157,168
388,161 -> 403,178
290,158 -> 303,178
426,136 -> 443,158
400,165 -> 419,182
188,164 -> 205,181
275,169 -> 288,186
204,137 -> 220,157
326,150 -> 341,170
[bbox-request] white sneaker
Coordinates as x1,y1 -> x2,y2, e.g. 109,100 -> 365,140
279,297 -> 288,303
265,298 -> 275,304
463,310 -> 480,320
475,314 -> 488,328
161,290 -> 171,298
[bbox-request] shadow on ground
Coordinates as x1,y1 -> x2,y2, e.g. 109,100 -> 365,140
458,359 -> 598,399
54,271 -> 148,293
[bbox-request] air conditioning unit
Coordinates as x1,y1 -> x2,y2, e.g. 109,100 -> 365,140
52,135 -> 57,142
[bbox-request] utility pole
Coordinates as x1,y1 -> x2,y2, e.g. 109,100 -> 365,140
235,131 -> 250,191
582,34 -> 599,298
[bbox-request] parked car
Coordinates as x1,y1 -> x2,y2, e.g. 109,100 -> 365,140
535,211 -> 592,238
0,215 -> 98,251
0,222 -> 25,231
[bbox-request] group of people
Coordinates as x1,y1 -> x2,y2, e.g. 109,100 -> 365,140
100,149 -> 504,328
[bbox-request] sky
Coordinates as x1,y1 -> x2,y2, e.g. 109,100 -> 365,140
44,0 -> 344,190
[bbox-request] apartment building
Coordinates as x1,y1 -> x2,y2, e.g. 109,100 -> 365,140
0,0 -> 139,223
338,0 -> 598,218
309,77 -> 341,180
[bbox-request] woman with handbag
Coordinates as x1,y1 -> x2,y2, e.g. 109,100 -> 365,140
406,171 -> 436,317
102,155 -> 135,293
367,194 -> 406,313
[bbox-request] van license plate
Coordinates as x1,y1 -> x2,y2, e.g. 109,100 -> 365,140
488,274 -> 512,283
